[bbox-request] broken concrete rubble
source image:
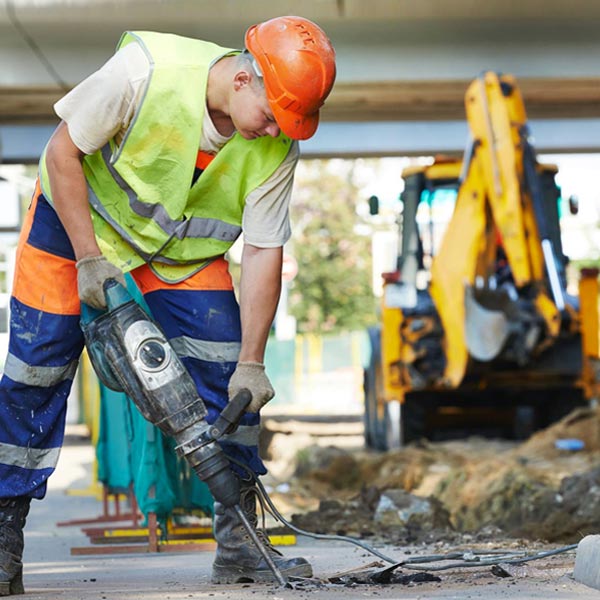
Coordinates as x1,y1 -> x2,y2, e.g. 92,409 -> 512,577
374,489 -> 451,532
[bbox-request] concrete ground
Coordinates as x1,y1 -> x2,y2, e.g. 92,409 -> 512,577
19,427 -> 599,600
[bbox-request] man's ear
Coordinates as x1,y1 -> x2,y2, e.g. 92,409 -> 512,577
233,70 -> 251,91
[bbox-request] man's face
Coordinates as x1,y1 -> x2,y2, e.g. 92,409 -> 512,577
230,72 -> 281,140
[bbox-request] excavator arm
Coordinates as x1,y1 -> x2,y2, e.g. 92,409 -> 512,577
429,72 -> 564,387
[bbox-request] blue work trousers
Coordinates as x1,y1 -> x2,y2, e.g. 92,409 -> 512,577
0,185 -> 265,500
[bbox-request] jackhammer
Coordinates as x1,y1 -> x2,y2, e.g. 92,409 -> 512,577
80,279 -> 288,586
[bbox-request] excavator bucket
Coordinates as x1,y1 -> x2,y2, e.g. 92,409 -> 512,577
464,286 -> 510,362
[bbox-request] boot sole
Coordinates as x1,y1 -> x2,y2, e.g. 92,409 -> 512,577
0,572 -> 24,596
211,562 -> 312,584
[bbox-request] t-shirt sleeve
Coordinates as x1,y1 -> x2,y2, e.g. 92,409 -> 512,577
53,43 -> 149,155
242,141 -> 299,248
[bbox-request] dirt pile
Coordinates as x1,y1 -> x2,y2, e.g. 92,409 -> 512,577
265,407 -> 600,543
435,407 -> 600,541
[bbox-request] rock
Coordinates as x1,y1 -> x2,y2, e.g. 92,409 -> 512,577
374,489 -> 452,532
574,535 -> 600,590
375,489 -> 431,526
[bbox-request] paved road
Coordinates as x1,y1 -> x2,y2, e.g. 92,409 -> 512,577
19,429 -> 598,599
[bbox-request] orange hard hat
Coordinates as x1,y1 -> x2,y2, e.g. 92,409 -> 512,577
245,16 -> 336,141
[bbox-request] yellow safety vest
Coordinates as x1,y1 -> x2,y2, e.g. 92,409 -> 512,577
40,31 -> 292,281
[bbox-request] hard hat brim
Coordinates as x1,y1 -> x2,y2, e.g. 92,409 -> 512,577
271,102 -> 319,141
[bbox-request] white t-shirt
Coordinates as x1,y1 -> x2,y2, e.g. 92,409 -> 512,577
54,43 -> 297,248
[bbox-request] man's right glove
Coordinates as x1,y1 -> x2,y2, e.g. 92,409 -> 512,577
76,255 -> 126,309
228,361 -> 275,413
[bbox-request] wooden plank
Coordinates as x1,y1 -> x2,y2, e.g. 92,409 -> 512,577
0,86 -> 66,123
70,542 -> 217,555
322,77 -> 600,121
2,78 -> 600,124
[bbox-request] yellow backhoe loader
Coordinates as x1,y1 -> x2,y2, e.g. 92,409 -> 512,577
365,72 -> 600,450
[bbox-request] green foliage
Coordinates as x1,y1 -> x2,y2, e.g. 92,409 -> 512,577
288,160 -> 376,333
571,258 -> 600,270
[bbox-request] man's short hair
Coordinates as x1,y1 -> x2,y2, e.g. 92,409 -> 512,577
237,51 -> 265,90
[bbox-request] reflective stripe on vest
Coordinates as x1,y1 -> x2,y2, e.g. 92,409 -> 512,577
86,145 -> 242,265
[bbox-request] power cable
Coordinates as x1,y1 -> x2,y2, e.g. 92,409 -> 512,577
392,545 -> 578,572
5,0 -> 70,91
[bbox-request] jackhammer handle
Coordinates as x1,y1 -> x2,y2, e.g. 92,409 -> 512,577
210,388 -> 253,439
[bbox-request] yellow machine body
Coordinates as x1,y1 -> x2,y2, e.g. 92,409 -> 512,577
365,72 -> 600,449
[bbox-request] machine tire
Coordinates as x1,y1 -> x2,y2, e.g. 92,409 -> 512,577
513,405 -> 536,440
401,394 -> 427,444
364,327 -> 386,450
363,367 -> 375,448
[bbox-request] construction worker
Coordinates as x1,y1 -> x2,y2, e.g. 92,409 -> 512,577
0,16 -> 335,594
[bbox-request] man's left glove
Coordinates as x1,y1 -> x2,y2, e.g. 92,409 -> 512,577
228,361 -> 275,413
76,255 -> 126,310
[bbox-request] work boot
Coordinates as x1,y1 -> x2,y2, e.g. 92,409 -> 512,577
0,497 -> 30,596
211,479 -> 312,583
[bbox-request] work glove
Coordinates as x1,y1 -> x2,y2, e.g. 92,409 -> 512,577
228,361 -> 275,413
76,255 -> 126,310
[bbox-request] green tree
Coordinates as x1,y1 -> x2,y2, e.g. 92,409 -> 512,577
288,159 -> 376,333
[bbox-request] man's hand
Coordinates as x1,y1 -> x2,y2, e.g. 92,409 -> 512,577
76,255 -> 126,309
228,361 -> 275,413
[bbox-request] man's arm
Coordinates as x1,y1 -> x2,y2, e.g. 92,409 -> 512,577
45,121 -> 101,261
45,122 -> 125,308
227,243 -> 282,412
238,243 -> 282,362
